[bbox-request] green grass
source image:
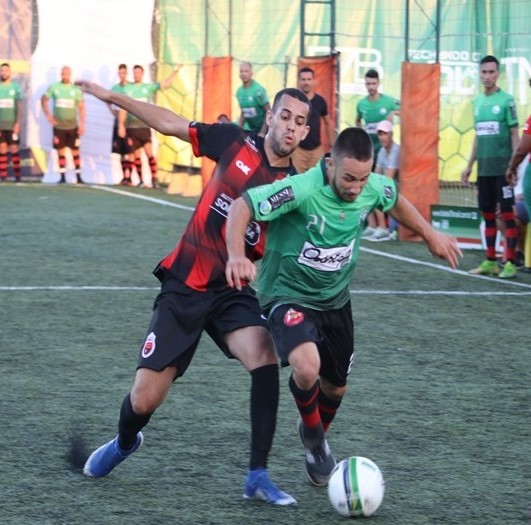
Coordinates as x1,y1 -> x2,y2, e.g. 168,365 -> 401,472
1,182 -> 530,525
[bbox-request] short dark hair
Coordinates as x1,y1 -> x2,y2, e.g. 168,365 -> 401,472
272,88 -> 311,117
1,62 -> 9,68
480,55 -> 499,69
298,67 -> 315,77
365,69 -> 379,80
133,65 -> 144,72
118,64 -> 127,70
332,127 -> 374,163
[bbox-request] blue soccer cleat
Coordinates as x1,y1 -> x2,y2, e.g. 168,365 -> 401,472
244,469 -> 297,506
83,432 -> 144,478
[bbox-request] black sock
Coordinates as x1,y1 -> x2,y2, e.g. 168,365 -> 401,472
249,364 -> 279,470
117,393 -> 152,450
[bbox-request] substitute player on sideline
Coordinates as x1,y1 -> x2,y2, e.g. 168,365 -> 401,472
225,127 -> 462,486
76,79 -> 311,506
461,55 -> 519,278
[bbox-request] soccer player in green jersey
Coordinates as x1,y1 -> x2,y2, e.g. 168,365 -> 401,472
107,64 -> 133,185
41,66 -> 85,184
355,69 -> 400,161
0,63 -> 23,182
225,127 -> 461,486
461,55 -> 520,279
118,64 -> 180,188
236,62 -> 271,136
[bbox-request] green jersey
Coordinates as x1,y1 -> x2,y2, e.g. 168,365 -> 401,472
243,161 -> 397,311
0,81 -> 22,130
473,88 -> 518,177
356,93 -> 400,156
44,82 -> 83,130
110,81 -> 132,127
123,82 -> 160,128
236,80 -> 269,133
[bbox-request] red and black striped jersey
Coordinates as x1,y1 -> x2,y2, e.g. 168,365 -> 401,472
156,122 -> 297,291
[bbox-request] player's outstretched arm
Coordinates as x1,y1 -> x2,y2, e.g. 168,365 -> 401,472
225,197 -> 257,290
390,194 -> 463,269
75,80 -> 190,141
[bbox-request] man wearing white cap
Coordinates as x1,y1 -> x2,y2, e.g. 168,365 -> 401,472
363,119 -> 401,241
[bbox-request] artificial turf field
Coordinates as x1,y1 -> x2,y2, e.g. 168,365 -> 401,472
1,182 -> 530,525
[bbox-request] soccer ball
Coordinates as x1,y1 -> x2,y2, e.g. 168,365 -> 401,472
327,456 -> 385,518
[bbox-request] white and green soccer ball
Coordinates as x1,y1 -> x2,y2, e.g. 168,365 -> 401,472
327,456 -> 385,518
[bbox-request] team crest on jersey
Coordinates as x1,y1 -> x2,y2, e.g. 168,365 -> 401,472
284,308 -> 304,327
491,105 -> 501,115
384,185 -> 394,199
141,332 -> 156,358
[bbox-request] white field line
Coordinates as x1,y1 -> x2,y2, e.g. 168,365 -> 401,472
6,185 -> 529,295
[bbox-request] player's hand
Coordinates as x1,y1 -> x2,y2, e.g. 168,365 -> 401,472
505,168 -> 517,186
460,167 -> 471,186
425,231 -> 463,269
225,256 -> 256,291
75,80 -> 110,102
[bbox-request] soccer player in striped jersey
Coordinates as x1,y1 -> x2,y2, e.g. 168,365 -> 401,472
76,79 -> 311,506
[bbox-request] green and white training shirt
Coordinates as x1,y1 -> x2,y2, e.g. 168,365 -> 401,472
473,88 -> 518,177
243,161 -> 397,311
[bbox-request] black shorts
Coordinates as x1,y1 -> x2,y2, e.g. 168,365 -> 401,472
0,129 -> 19,146
126,127 -> 151,150
137,276 -> 267,377
267,302 -> 354,387
53,128 -> 79,150
112,127 -> 130,155
477,175 -> 514,213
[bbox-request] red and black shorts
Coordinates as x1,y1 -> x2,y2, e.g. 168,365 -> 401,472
267,301 -> 355,387
137,275 -> 267,377
126,127 -> 151,150
53,128 -> 79,150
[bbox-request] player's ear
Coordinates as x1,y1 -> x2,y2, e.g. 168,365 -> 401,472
265,109 -> 273,128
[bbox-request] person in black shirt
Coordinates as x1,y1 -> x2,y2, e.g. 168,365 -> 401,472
291,67 -> 334,172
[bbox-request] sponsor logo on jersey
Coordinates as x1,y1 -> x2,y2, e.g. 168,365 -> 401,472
245,221 -> 261,246
236,159 -> 252,175
298,239 -> 354,272
284,308 -> 304,327
141,332 -> 156,358
476,121 -> 500,136
210,192 -> 234,218
258,187 -> 295,215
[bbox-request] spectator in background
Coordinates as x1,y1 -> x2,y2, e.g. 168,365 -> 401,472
107,64 -> 133,185
462,55 -> 519,279
119,64 -> 180,188
355,68 -> 400,166
364,119 -> 401,241
0,63 -> 23,182
236,61 -> 270,137
291,67 -> 334,173
41,66 -> 85,184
